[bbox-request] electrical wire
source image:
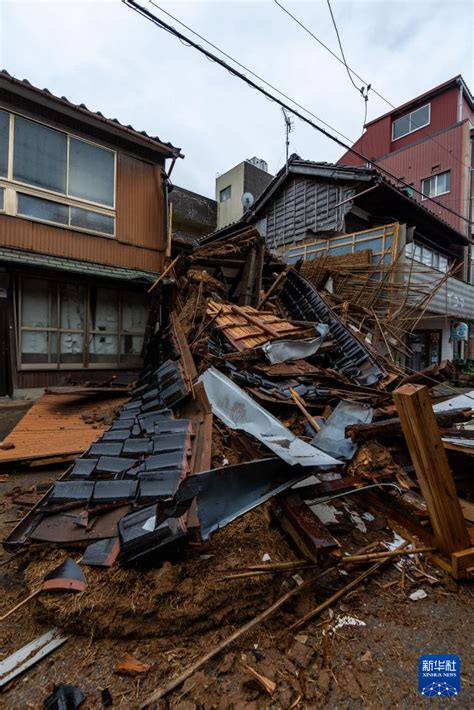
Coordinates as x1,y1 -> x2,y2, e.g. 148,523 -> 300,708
146,0 -> 355,145
274,0 -> 472,176
326,0 -> 370,135
123,0 -> 471,227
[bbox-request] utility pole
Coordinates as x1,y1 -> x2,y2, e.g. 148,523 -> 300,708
282,108 -> 294,174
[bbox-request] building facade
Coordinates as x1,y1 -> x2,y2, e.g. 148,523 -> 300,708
338,76 -> 474,242
201,157 -> 474,368
0,71 -> 181,396
169,185 -> 216,245
216,157 -> 273,228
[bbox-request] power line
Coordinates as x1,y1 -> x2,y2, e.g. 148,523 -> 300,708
146,0 -> 356,146
274,0 -> 472,175
325,0 -> 370,134
122,0 -> 471,227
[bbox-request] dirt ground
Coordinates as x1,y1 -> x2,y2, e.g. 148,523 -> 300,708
0,407 -> 473,709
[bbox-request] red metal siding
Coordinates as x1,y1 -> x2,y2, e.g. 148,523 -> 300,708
376,122 -> 468,234
338,85 -> 461,165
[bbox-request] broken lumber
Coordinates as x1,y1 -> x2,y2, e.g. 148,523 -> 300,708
393,384 -> 470,556
346,407 -> 472,443
139,569 -> 331,707
290,541 -> 409,631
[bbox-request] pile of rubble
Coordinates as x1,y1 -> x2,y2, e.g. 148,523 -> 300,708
1,228 -> 473,705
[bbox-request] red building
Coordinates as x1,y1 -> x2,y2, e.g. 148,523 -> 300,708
338,76 -> 473,242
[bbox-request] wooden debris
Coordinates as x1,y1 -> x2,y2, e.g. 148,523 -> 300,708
393,384 -> 470,556
139,570 -> 331,707
244,665 -> 276,694
114,654 -> 151,676
290,541 -> 409,631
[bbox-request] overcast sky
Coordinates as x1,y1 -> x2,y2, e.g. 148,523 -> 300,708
1,0 -> 473,197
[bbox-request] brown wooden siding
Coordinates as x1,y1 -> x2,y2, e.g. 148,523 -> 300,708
0,153 -> 165,272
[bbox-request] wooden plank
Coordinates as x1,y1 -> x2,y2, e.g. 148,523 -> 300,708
451,548 -> 474,579
393,384 -> 470,555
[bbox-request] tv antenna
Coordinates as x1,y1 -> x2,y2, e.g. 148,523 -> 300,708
282,108 -> 294,172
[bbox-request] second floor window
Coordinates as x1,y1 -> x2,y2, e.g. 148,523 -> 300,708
392,104 -> 430,141
0,109 -> 116,236
219,185 -> 231,202
421,171 -> 451,199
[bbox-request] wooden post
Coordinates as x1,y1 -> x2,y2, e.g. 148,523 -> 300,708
393,384 -> 470,555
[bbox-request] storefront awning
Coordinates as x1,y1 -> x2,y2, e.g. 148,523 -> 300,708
0,246 -> 158,283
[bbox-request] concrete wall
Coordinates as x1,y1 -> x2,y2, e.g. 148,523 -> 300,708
216,162 -> 245,228
170,185 -> 216,242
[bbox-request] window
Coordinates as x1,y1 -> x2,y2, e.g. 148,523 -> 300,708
14,116 -> 67,192
18,276 -> 147,369
0,111 -> 116,236
220,185 -> 231,202
421,171 -> 451,199
0,110 -> 9,178
405,241 -> 449,273
392,104 -> 430,141
69,137 -> 114,206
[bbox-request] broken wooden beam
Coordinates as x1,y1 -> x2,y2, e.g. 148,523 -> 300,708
393,384 -> 470,556
345,407 -> 472,443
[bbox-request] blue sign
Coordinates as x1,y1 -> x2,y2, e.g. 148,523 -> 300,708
418,654 -> 460,697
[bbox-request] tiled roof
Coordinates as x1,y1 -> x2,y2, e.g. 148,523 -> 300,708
0,246 -> 158,282
0,69 -> 183,158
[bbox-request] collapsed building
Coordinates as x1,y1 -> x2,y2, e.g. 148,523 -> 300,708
1,224 -> 473,705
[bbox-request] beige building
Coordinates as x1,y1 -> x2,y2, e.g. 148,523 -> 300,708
216,157 -> 272,228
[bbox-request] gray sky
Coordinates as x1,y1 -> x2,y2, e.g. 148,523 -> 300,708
1,0 -> 473,197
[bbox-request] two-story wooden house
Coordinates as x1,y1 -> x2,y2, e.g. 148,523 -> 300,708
0,71 -> 182,396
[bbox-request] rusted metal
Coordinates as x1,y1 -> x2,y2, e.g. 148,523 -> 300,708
0,394 -> 128,467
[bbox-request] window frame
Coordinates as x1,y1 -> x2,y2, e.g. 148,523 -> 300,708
16,275 -> 147,370
392,103 -> 431,142
219,185 -> 232,202
0,109 -> 117,237
421,170 -> 451,201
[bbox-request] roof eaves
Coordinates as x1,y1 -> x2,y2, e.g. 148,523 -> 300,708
0,70 -> 183,159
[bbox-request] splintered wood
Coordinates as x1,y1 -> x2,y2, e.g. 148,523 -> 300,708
207,300 -> 308,351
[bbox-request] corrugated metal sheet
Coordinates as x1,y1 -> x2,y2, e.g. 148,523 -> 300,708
339,85 -> 462,166
405,268 -> 474,319
16,369 -> 137,390
261,176 -> 355,248
376,122 -> 467,234
0,153 -> 165,272
0,393 -> 128,464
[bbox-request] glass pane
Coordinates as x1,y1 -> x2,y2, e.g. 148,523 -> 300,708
121,292 -> 147,332
18,193 -> 68,225
90,287 -> 118,332
0,187 -> 4,211
89,333 -> 118,364
0,110 -> 9,178
60,332 -> 84,364
422,177 -> 434,198
439,256 -> 448,273
69,138 -> 114,206
21,331 -> 57,364
414,245 -> 422,261
120,335 -> 144,366
392,115 -> 410,139
60,283 -> 84,330
412,104 -> 429,130
422,248 -> 432,266
437,171 -> 450,194
405,242 -> 414,257
13,116 -> 67,192
21,277 -> 57,328
70,206 -> 114,235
